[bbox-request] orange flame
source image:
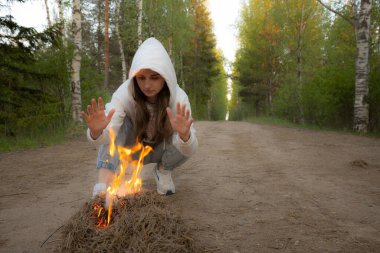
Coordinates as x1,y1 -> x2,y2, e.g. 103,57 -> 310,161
97,128 -> 152,228
109,128 -> 116,157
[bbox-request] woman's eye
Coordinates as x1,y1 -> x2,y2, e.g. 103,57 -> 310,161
137,76 -> 145,80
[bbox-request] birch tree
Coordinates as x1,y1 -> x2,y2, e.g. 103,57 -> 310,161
44,0 -> 52,27
104,0 -> 110,87
317,0 -> 372,133
57,0 -> 65,43
96,0 -> 103,73
70,0 -> 83,123
116,0 -> 127,81
137,0 -> 143,46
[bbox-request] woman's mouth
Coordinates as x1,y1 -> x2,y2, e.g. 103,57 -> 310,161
144,90 -> 154,95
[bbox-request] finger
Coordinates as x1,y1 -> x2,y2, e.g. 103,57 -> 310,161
91,98 -> 98,112
87,104 -> 94,116
81,111 -> 90,122
98,97 -> 104,111
176,102 -> 181,116
185,109 -> 190,120
187,118 -> 193,128
166,107 -> 174,121
181,103 -> 186,116
106,109 -> 116,122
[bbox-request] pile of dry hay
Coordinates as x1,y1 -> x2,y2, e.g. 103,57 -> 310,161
60,191 -> 209,253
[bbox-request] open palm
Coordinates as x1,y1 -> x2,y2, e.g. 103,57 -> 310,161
81,97 -> 115,139
166,102 -> 193,141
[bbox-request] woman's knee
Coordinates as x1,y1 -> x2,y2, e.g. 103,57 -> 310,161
96,115 -> 135,171
161,144 -> 189,171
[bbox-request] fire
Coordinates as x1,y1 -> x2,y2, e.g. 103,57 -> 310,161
94,128 -> 152,228
109,128 -> 116,157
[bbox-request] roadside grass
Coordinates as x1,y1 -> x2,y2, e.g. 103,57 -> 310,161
0,124 -> 87,152
243,116 -> 380,138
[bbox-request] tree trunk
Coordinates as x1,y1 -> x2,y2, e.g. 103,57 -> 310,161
317,0 -> 372,133
180,50 -> 185,89
57,0 -> 65,43
44,0 -> 52,27
115,0 -> 127,82
353,0 -> 371,133
97,0 -> 102,73
137,0 -> 143,46
296,1 -> 306,123
168,36 -> 173,59
207,99 -> 211,120
104,0 -> 110,87
71,0 -> 83,124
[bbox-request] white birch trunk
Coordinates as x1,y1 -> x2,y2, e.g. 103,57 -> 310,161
353,0 -> 371,133
71,0 -> 83,123
44,0 -> 52,27
104,0 -> 110,87
116,0 -> 127,81
317,0 -> 372,133
57,0 -> 67,46
296,1 -> 306,123
57,0 -> 64,37
137,0 -> 143,46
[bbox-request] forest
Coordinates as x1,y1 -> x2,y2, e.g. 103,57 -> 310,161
0,0 -> 379,151
231,0 -> 380,134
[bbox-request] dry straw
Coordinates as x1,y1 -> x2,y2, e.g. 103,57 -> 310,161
60,191 -> 212,253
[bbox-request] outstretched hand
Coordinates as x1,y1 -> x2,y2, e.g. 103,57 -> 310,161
166,102 -> 193,142
81,97 -> 115,139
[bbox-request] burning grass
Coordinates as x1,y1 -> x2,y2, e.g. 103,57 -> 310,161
60,191 -> 208,253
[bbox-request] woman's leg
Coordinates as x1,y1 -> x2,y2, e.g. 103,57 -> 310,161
145,140 -> 188,170
96,116 -> 135,186
147,140 -> 189,195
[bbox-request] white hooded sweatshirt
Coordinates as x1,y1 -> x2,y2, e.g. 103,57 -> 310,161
87,38 -> 198,157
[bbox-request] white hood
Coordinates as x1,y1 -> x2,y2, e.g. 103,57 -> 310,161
88,37 -> 198,157
127,37 -> 177,106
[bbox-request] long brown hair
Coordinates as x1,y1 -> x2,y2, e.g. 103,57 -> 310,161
132,77 -> 173,143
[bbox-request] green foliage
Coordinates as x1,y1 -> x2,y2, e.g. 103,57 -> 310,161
1,0 -> 226,151
209,50 -> 228,120
302,66 -> 355,128
233,0 -> 380,133
272,80 -> 303,123
300,7 -> 356,129
0,13 -> 65,139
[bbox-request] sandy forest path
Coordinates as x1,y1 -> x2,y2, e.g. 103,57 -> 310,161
1,121 -> 380,253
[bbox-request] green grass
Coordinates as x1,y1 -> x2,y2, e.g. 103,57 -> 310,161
243,116 -> 380,138
0,123 -> 87,152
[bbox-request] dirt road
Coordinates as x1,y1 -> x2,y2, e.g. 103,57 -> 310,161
1,121 -> 380,252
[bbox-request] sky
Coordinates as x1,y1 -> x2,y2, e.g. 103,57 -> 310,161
2,0 -> 242,66
208,0 -> 242,66
1,0 -> 54,31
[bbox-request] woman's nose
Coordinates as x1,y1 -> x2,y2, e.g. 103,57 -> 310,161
143,79 -> 152,88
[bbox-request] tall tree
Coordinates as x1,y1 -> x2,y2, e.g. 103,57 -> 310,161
44,0 -> 52,27
185,0 -> 219,118
104,0 -> 110,87
57,0 -> 65,43
234,0 -> 280,116
1,1 -> 64,137
137,0 -> 143,46
234,0 -> 325,119
317,0 -> 372,133
115,0 -> 127,81
71,0 -> 83,123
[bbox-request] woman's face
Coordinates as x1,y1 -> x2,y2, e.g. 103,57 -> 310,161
135,69 -> 166,103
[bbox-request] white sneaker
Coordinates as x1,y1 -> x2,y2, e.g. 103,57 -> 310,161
92,183 -> 107,198
152,165 -> 175,195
